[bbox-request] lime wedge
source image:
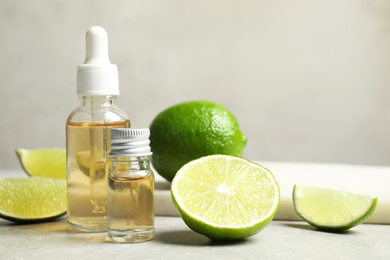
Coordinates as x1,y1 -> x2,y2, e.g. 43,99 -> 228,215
0,178 -> 67,223
293,185 -> 377,231
75,151 -> 109,177
75,151 -> 91,176
16,148 -> 66,179
171,155 -> 280,240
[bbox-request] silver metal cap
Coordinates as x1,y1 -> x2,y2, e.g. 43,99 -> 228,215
109,128 -> 152,157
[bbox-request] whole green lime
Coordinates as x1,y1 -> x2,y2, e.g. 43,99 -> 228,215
149,100 -> 247,181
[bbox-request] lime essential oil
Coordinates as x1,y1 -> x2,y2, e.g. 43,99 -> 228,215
107,128 -> 155,243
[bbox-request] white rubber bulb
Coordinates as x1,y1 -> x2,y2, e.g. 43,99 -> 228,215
84,26 -> 111,65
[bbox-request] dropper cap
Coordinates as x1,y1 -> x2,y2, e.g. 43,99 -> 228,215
77,26 -> 119,96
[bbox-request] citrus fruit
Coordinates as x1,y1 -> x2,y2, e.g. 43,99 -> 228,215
16,148 -> 66,179
293,185 -> 377,231
75,151 -> 91,175
150,100 -> 247,181
75,151 -> 110,177
0,178 -> 67,223
171,155 -> 280,240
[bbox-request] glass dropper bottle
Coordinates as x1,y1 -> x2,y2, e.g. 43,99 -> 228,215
66,26 -> 130,232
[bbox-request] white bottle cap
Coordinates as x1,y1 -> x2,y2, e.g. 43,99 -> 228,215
109,128 -> 152,157
77,26 -> 119,96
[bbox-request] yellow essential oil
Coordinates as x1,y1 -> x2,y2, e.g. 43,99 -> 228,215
66,26 -> 130,232
66,120 -> 129,231
107,128 -> 155,243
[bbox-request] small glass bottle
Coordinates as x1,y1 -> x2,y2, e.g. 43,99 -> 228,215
66,26 -> 130,232
108,128 -> 155,243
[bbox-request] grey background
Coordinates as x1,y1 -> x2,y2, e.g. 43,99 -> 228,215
1,0 -> 390,169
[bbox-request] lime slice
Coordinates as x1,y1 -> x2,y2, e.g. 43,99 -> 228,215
293,185 -> 378,231
171,155 -> 280,240
16,148 -> 66,179
0,178 -> 67,223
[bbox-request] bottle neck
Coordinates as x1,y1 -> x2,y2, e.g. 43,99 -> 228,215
79,95 -> 117,107
110,156 -> 152,172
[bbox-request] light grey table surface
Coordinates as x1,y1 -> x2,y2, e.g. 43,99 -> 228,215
0,216 -> 389,260
1,169 -> 389,260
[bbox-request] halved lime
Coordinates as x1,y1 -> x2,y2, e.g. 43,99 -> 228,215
293,185 -> 377,231
0,178 -> 67,223
16,148 -> 66,179
171,155 -> 280,240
